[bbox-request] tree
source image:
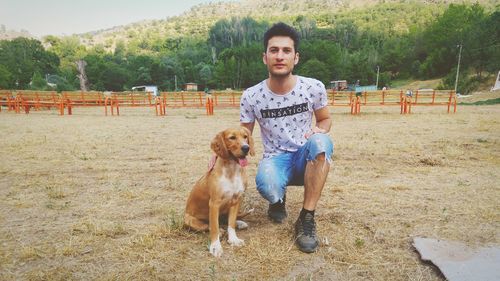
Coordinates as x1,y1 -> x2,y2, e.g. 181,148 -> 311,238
82,53 -> 106,90
293,16 -> 316,40
379,36 -> 416,78
208,17 -> 268,57
0,38 -> 59,89
299,40 -> 342,81
30,71 -> 49,90
199,64 -> 213,86
101,63 -> 129,91
297,59 -> 330,84
331,20 -> 359,50
0,64 -> 13,89
420,4 -> 487,78
466,10 -> 500,76
158,56 -> 184,91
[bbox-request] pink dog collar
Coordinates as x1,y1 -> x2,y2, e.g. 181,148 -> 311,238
208,155 -> 217,171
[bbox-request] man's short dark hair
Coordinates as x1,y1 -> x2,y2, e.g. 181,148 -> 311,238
263,22 -> 300,53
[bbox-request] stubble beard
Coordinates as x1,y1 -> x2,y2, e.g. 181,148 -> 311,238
268,66 -> 294,80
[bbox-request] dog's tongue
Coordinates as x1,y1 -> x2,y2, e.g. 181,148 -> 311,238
239,158 -> 248,167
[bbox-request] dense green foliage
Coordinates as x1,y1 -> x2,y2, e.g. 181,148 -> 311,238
0,38 -> 59,89
0,2 -> 498,94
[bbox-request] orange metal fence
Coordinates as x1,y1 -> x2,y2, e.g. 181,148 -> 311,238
409,89 -> 457,113
328,90 -> 457,114
206,96 -> 214,115
16,91 -> 64,114
159,92 -> 205,108
0,90 -> 16,112
0,89 -> 457,116
212,92 -> 240,107
62,91 -> 105,115
104,92 -> 160,116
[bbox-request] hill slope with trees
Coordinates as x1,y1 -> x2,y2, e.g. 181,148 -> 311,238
0,0 -> 498,93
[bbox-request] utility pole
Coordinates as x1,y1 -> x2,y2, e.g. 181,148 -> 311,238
174,75 -> 177,91
454,44 -> 462,94
376,65 -> 380,89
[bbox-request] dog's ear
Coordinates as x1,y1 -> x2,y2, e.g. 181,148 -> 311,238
242,127 -> 255,156
211,131 -> 229,159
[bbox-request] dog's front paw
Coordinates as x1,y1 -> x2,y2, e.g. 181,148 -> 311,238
228,236 -> 245,247
209,240 -> 223,257
227,227 -> 245,246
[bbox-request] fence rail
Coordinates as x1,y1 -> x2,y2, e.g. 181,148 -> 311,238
0,89 -> 457,116
328,89 -> 457,114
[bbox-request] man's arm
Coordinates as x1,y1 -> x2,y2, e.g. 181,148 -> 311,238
305,106 -> 331,138
240,122 -> 255,135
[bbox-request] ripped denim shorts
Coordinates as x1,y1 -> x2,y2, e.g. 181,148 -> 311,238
255,133 -> 334,204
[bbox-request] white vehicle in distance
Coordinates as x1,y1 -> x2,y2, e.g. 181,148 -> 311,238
132,85 -> 159,96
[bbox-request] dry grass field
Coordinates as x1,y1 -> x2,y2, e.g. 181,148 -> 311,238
0,99 -> 499,280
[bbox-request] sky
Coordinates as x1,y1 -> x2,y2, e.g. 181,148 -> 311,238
0,0 -> 236,37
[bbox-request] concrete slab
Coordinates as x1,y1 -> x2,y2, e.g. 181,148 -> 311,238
413,237 -> 500,281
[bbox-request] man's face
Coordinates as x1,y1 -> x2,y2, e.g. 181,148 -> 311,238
263,36 -> 299,78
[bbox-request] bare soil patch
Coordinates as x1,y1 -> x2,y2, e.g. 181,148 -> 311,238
0,105 -> 498,280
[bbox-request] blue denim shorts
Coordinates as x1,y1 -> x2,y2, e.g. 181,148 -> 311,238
255,133 -> 334,204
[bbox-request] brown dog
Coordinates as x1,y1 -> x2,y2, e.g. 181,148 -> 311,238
184,127 -> 254,257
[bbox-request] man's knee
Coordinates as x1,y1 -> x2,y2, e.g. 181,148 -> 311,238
256,176 -> 286,204
256,182 -> 283,204
315,152 -> 326,161
256,163 -> 287,204
306,134 -> 334,162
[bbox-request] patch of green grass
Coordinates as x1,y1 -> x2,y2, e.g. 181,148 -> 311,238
355,237 -> 365,248
208,263 -> 217,281
459,98 -> 500,105
389,79 -> 412,88
45,200 -> 71,210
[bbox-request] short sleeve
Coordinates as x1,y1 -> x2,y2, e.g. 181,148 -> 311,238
240,90 -> 255,123
312,81 -> 328,111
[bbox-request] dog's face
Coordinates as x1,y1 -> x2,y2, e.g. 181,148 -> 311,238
211,127 -> 255,162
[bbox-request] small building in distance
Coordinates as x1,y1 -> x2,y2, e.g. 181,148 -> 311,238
184,83 -> 198,91
330,80 -> 348,91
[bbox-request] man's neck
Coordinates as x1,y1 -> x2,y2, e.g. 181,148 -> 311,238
266,74 -> 297,95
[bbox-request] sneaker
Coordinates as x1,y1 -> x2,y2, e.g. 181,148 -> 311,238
294,213 -> 319,253
267,195 -> 287,223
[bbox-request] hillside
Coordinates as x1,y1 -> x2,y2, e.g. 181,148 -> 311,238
0,0 -> 497,93
73,0 -> 498,50
0,25 -> 34,40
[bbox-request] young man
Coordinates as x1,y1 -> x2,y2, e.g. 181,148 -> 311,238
240,22 -> 334,253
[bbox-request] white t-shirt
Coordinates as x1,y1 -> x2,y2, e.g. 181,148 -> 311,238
240,76 -> 328,158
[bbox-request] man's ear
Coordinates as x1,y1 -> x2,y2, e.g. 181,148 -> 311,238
294,52 -> 300,65
211,132 -> 229,159
262,52 -> 268,65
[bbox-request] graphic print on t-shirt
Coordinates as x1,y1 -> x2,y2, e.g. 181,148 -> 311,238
260,102 -> 308,118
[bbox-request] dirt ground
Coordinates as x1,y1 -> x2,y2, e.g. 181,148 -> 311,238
0,99 -> 499,280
